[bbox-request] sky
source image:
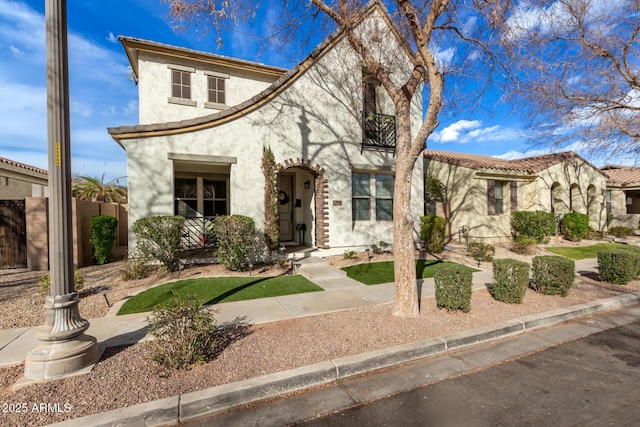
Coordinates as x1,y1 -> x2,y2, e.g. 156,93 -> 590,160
0,0 -> 616,184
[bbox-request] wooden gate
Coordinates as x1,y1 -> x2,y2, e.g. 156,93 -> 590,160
0,200 -> 27,269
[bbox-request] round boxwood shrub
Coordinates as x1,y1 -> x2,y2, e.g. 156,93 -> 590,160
420,216 -> 446,253
597,249 -> 640,285
212,215 -> 256,271
511,210 -> 556,243
492,258 -> 530,304
563,212 -> 589,242
434,263 -> 473,312
531,255 -> 575,297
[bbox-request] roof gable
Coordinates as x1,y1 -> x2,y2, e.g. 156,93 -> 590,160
602,167 -> 640,185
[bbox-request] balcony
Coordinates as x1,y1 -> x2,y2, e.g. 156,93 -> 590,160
362,112 -> 396,156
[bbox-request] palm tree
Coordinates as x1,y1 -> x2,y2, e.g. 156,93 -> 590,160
72,174 -> 127,204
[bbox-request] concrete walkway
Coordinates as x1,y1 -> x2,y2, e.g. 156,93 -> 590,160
1,256 -> 639,426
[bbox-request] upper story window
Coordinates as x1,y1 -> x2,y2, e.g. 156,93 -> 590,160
167,64 -> 196,107
208,76 -> 225,104
171,70 -> 191,99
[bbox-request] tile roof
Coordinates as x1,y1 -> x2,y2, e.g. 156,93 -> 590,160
423,150 -> 604,176
0,157 -> 48,175
601,167 -> 640,185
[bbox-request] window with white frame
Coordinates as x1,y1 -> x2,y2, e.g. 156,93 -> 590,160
352,172 -> 394,221
174,176 -> 228,218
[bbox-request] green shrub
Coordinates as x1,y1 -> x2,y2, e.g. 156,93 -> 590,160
563,212 -> 589,242
511,236 -> 538,255
585,227 -> 604,240
531,255 -> 575,296
213,215 -> 256,271
343,249 -> 356,259
434,264 -> 472,312
492,259 -> 530,304
597,249 -> 640,285
467,242 -> 495,263
147,293 -> 216,370
121,257 -> 150,281
39,271 -> 85,296
608,226 -> 634,238
420,216 -> 446,253
89,215 -> 118,265
511,211 -> 556,243
133,216 -> 185,272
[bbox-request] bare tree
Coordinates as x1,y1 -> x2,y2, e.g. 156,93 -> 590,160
483,0 -> 639,160
161,0 -> 506,318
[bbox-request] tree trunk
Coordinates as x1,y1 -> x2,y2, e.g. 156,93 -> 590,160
391,109 -> 419,318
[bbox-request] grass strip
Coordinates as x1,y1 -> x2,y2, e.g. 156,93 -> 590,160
342,259 -> 478,285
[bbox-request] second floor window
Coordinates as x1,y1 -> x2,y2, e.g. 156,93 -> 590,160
208,76 -> 226,104
171,70 -> 191,99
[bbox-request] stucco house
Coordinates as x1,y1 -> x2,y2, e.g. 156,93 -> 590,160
108,4 -> 424,255
601,166 -> 640,230
423,150 -> 609,243
0,157 -> 48,199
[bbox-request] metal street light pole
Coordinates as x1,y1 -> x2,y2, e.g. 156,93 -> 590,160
23,0 -> 98,381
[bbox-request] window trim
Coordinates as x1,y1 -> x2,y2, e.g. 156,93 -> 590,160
352,172 -> 394,222
174,175 -> 229,218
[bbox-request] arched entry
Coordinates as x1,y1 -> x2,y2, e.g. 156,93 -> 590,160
278,158 -> 329,248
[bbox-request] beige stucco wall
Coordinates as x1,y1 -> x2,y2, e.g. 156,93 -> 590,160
0,165 -> 48,199
425,156 -> 608,244
124,9 -> 424,252
137,52 -> 282,124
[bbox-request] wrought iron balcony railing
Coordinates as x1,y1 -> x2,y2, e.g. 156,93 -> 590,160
362,112 -> 396,155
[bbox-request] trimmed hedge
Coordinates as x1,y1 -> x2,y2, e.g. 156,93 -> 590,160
563,212 -> 589,242
531,255 -> 575,296
511,236 -> 538,255
597,249 -> 640,285
492,258 -> 530,304
467,242 -> 495,262
511,211 -> 556,243
434,263 -> 472,312
90,215 -> 118,264
420,216 -> 446,253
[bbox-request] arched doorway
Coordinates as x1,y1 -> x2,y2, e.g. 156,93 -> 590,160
278,159 -> 329,248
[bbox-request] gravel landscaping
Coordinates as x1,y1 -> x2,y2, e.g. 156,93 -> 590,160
1,240 -> 639,426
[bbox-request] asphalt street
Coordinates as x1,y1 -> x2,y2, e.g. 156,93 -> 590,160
182,314 -> 640,427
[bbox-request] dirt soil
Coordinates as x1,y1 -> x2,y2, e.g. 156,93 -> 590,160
1,239 -> 639,426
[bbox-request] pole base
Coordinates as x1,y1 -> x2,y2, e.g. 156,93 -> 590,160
23,334 -> 99,381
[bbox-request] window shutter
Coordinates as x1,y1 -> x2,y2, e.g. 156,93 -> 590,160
487,180 -> 495,216
510,181 -> 518,213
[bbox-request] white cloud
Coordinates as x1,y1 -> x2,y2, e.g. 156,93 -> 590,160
9,45 -> 23,58
107,31 -> 117,43
431,120 -> 482,142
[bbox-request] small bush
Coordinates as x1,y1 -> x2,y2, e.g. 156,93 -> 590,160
608,226 -> 633,238
562,212 -> 589,242
597,249 -> 640,285
434,264 -> 472,312
511,211 -> 556,243
343,249 -> 356,259
511,236 -> 538,255
420,216 -> 446,253
147,293 -> 216,370
585,227 -> 604,240
133,216 -> 185,272
39,271 -> 85,296
492,259 -> 529,304
370,244 -> 381,255
213,215 -> 256,271
531,256 -> 575,296
467,242 -> 495,263
90,215 -> 118,265
121,258 -> 150,281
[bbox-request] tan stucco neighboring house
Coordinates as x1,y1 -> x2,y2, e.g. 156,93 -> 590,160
108,3 -> 424,255
601,166 -> 640,230
0,157 -> 49,199
423,150 -> 609,244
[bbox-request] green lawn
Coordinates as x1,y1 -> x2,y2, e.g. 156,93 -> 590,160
117,275 -> 323,315
342,260 -> 478,285
544,243 -> 627,260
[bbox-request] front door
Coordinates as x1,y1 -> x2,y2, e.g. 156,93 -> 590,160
278,174 -> 294,241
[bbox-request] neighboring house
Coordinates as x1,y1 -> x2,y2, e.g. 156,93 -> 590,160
108,4 -> 424,255
0,157 -> 48,199
601,166 -> 640,230
423,150 -> 608,244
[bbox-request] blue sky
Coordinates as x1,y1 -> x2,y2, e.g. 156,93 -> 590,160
0,0 -> 589,183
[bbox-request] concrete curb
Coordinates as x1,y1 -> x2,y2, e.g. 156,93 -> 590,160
49,291 -> 640,427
